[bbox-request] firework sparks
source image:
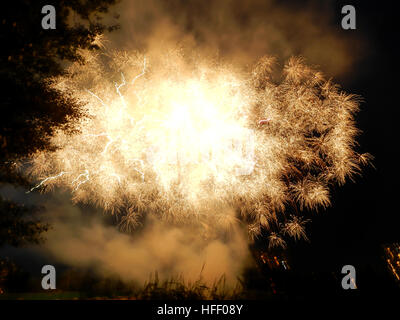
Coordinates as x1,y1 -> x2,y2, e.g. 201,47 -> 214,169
27,49 -> 371,247
27,171 -> 69,193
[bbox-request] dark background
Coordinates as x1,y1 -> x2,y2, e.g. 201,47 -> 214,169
1,0 -> 399,301
277,0 -> 400,298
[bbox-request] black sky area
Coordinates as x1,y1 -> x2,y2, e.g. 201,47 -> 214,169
284,0 -> 399,289
1,0 -> 399,299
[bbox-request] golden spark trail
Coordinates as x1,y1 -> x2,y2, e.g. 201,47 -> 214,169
27,171 -> 69,193
27,50 -> 371,246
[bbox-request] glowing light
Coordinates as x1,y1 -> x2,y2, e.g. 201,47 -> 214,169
27,50 -> 370,245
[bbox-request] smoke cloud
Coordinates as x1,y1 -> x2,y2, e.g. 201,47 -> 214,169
38,194 -> 250,286
9,0 -> 368,288
102,0 -> 365,78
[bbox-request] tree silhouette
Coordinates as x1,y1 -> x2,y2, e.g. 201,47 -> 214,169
0,0 -> 119,246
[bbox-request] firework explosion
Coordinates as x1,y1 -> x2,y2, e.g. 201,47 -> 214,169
27,47 -> 371,248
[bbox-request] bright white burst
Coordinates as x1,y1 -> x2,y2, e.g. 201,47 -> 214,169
27,48 -> 371,247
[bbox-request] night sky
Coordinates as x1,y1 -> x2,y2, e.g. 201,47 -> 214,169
1,0 -> 399,302
284,0 -> 399,294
